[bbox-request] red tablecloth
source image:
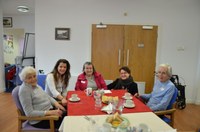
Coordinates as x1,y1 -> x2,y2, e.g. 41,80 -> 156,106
66,90 -> 152,116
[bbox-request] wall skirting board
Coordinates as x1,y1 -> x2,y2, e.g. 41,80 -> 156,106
186,99 -> 200,105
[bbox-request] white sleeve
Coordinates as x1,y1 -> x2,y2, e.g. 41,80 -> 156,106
62,87 -> 68,97
45,74 -> 60,98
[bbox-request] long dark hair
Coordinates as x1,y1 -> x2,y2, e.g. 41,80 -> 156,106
51,59 -> 71,88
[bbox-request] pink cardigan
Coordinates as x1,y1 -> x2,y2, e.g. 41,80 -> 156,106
75,72 -> 107,91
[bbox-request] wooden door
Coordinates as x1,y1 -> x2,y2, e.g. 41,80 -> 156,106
92,25 -> 124,80
124,25 -> 158,93
92,24 -> 158,93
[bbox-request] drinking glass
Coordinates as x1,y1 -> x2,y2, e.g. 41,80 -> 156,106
94,92 -> 102,109
93,90 -> 101,99
95,97 -> 102,108
110,99 -> 118,114
116,99 -> 125,115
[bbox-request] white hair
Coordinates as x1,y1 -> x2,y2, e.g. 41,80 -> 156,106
19,66 -> 37,81
158,63 -> 172,77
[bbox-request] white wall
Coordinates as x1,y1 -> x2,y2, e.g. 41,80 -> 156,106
0,13 -> 35,92
0,1 -> 5,92
35,0 -> 200,103
194,46 -> 200,105
11,15 -> 35,33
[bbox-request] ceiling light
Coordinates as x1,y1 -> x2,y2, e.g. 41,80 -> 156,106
17,6 -> 29,13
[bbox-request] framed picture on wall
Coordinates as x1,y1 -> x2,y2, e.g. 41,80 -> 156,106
55,28 -> 70,40
3,17 -> 13,28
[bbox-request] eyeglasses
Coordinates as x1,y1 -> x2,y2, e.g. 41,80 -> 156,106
120,71 -> 129,75
155,71 -> 167,76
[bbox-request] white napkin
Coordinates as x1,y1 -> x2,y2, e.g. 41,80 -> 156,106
103,90 -> 112,94
101,103 -> 113,114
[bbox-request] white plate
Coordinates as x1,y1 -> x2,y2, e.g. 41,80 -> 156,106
69,97 -> 80,102
122,96 -> 133,100
106,116 -> 130,128
124,103 -> 135,108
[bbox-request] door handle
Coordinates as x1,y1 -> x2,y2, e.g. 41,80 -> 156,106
127,49 -> 129,66
118,49 -> 121,65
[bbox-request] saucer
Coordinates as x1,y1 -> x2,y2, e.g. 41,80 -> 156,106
124,103 -> 135,108
69,97 -> 80,102
122,96 -> 133,100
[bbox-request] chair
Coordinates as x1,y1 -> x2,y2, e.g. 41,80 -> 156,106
154,88 -> 178,128
37,75 -> 63,104
5,65 -> 16,92
12,86 -> 59,132
37,74 -> 47,90
105,80 -> 113,85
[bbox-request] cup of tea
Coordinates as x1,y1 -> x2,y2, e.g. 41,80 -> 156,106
124,92 -> 131,98
71,94 -> 78,100
125,99 -> 133,106
85,87 -> 93,96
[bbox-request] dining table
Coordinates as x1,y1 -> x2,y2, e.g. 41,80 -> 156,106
59,112 -> 176,132
66,90 -> 152,116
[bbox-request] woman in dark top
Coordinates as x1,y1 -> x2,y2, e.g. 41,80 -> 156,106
107,66 -> 138,95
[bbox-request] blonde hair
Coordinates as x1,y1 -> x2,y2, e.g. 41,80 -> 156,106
19,66 -> 37,81
158,64 -> 172,77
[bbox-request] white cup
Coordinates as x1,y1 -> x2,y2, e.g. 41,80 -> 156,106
125,99 -> 133,106
138,123 -> 151,132
102,123 -> 112,132
71,94 -> 78,100
99,89 -> 104,95
124,92 -> 131,98
85,87 -> 93,96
